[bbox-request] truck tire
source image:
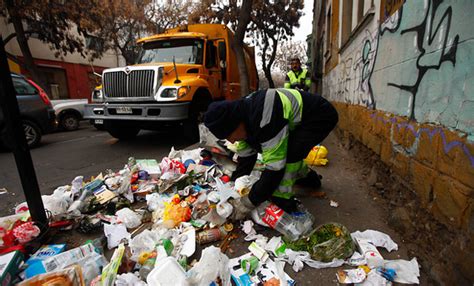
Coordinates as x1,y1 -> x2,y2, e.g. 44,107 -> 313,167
183,93 -> 211,143
60,112 -> 80,131
105,122 -> 140,140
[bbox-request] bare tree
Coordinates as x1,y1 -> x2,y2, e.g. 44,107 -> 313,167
273,40 -> 308,73
250,0 -> 304,88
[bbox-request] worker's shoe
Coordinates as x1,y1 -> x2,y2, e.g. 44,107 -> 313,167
294,170 -> 322,189
229,196 -> 255,221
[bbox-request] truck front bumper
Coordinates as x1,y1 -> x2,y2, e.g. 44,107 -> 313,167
84,102 -> 190,122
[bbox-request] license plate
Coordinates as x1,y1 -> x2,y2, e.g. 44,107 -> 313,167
94,119 -> 104,124
116,107 -> 132,114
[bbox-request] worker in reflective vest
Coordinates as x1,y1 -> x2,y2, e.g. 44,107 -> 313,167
284,57 -> 311,91
204,88 -> 338,220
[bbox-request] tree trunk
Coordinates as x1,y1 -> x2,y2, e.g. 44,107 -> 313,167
6,0 -> 50,95
231,0 -> 252,97
262,36 -> 278,88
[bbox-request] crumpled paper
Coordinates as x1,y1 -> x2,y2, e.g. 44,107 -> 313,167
242,220 -> 267,242
104,223 -> 131,249
351,230 -> 398,252
279,249 -> 345,272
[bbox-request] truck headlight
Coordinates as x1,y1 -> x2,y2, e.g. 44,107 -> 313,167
161,88 -> 178,98
92,89 -> 103,102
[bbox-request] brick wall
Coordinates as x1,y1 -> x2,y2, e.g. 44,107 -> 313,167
334,102 -> 474,232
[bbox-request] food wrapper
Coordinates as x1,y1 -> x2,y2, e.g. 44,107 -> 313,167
337,268 -> 367,284
12,222 -> 40,244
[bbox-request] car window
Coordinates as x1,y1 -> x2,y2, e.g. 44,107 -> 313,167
12,77 -> 37,95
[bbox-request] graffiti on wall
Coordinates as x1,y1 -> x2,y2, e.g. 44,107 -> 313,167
324,0 -> 474,135
323,27 -> 378,109
384,0 -> 460,120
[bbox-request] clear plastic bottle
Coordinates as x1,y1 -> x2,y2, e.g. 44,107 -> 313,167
256,201 -> 313,241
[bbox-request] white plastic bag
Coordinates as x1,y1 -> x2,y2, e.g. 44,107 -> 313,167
42,186 -> 73,216
186,246 -> 231,286
351,230 -> 398,252
128,229 -> 162,261
116,273 -> 147,286
384,258 -> 420,284
116,208 -> 142,229
70,176 -> 83,197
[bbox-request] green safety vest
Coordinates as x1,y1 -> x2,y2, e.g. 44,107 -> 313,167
284,69 -> 311,90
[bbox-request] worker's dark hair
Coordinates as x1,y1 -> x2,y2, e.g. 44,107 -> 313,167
290,57 -> 301,63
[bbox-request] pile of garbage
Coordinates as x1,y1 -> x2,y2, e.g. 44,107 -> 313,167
0,129 -> 421,285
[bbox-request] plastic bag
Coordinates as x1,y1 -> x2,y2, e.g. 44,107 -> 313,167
12,221 -> 40,243
18,265 -> 84,286
304,145 -> 329,166
285,223 -> 355,262
70,176 -> 83,197
117,168 -> 134,203
116,273 -> 147,286
146,193 -> 166,212
116,208 -> 142,229
186,246 -> 231,286
160,157 -> 186,175
128,229 -> 162,261
42,186 -> 73,216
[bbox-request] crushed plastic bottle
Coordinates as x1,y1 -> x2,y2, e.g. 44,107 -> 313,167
256,201 -> 313,241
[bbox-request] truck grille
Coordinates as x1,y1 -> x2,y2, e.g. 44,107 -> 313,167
103,70 -> 155,98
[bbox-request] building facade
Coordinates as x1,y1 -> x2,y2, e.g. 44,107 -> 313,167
1,18 -> 125,100
312,0 -> 473,282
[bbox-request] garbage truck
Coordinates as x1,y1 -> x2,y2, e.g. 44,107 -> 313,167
84,24 -> 258,140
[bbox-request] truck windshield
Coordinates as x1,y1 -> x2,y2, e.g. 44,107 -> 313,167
138,39 -> 204,64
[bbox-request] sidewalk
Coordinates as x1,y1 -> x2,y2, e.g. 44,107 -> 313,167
210,132 -> 427,285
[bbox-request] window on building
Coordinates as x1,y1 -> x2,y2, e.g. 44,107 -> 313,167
85,35 -> 104,52
325,7 -> 332,56
341,1 -> 353,45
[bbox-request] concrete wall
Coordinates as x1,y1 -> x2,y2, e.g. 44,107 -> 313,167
321,0 -> 474,233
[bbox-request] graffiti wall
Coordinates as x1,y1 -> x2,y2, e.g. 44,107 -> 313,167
323,0 -> 474,136
321,0 -> 474,235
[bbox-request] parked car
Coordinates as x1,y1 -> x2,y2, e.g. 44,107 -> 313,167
51,99 -> 87,131
0,74 -> 57,148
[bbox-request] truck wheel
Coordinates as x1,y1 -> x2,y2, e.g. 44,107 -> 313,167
60,113 -> 80,131
106,124 -> 140,140
22,120 -> 42,148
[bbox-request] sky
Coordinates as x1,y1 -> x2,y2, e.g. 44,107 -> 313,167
294,0 -> 314,43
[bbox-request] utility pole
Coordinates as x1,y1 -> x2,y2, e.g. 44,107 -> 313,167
0,37 -> 48,229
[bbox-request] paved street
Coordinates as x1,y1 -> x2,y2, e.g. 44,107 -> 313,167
0,122 -> 188,216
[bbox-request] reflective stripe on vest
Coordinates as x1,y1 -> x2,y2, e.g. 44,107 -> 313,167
276,89 -> 302,130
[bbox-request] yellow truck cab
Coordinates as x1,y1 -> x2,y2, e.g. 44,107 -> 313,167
84,24 -> 258,140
